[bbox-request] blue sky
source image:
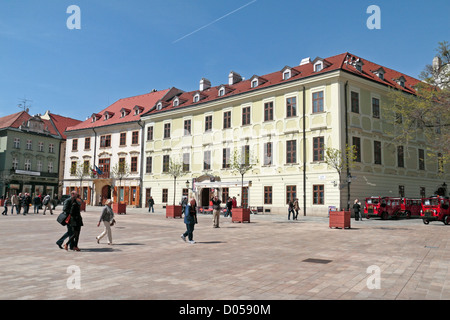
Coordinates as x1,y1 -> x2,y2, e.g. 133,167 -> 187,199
0,0 -> 449,120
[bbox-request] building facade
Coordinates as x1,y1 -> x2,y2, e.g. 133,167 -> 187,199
61,52 -> 448,215
63,88 -> 181,207
139,53 -> 448,215
0,111 -> 81,199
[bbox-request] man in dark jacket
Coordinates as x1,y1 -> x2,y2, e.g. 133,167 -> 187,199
56,191 -> 77,250
211,195 -> 222,228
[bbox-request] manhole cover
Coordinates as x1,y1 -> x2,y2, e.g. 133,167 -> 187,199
302,258 -> 332,264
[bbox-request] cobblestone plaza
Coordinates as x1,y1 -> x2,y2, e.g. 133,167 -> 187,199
0,206 -> 449,301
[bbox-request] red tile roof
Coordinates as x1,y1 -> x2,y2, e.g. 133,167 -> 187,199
66,89 -> 171,132
47,113 -> 82,139
146,52 -> 421,115
0,111 -> 60,137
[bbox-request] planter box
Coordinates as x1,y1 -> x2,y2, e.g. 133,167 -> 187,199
113,202 -> 126,215
232,207 -> 251,223
166,205 -> 182,219
329,211 -> 351,229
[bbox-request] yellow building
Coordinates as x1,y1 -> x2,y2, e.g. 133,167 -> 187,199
139,53 -> 448,216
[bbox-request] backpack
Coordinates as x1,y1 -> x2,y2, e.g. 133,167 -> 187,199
43,196 -> 50,205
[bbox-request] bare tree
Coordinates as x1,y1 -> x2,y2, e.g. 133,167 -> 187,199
230,147 -> 258,207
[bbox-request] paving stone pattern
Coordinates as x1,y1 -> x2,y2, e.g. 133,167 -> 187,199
0,207 -> 449,300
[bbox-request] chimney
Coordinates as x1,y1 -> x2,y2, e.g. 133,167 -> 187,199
299,57 -> 311,66
228,71 -> 242,85
199,78 -> 211,91
433,56 -> 442,72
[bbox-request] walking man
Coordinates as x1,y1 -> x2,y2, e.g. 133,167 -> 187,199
148,196 -> 154,213
288,199 -> 295,220
42,194 -> 53,215
211,195 -> 222,228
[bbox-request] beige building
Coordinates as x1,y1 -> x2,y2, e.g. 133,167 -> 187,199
63,89 -> 181,207
140,53 -> 448,216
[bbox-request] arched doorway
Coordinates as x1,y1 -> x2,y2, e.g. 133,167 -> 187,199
101,185 -> 111,205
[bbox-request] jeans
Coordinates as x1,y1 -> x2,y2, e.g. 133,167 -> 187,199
57,225 -> 73,248
288,208 -> 295,220
183,222 -> 195,241
148,205 -> 154,213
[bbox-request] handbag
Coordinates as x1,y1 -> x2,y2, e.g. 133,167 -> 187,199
57,212 -> 68,226
110,218 -> 116,226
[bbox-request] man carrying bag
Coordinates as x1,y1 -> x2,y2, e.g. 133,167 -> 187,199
55,191 -> 76,249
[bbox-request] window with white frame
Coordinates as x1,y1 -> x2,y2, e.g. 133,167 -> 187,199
24,158 -> 31,171
37,160 -> 43,172
12,157 -> 19,170
48,161 -> 53,173
38,142 -> 44,152
26,140 -> 32,150
13,138 -> 20,148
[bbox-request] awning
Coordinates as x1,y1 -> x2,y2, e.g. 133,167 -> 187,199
194,181 -> 251,189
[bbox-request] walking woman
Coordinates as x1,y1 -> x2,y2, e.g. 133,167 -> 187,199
65,195 -> 83,251
181,195 -> 197,244
96,199 -> 115,245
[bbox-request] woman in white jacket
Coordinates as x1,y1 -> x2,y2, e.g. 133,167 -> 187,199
96,199 -> 115,245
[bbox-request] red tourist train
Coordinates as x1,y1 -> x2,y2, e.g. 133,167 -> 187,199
420,196 -> 450,225
364,197 -> 422,220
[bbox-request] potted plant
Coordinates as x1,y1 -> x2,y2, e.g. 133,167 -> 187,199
111,161 -> 130,215
229,147 -> 257,223
165,158 -> 184,218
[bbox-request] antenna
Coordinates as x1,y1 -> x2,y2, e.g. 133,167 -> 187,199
18,97 -> 33,112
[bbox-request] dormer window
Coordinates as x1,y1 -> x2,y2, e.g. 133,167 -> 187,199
249,75 -> 267,89
173,98 -> 179,107
133,105 -> 144,115
394,76 -> 406,88
283,69 -> 291,80
372,67 -> 385,80
157,102 -> 163,110
120,108 -> 130,118
91,113 -> 101,123
314,62 -> 323,72
218,88 -> 225,97
103,111 -> 114,120
193,94 -> 200,103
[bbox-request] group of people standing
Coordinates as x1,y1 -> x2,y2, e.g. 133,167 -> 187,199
287,198 -> 300,220
180,194 -> 238,244
1,193 -> 53,216
56,191 -> 115,252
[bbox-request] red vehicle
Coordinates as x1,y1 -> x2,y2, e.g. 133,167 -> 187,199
366,197 -> 422,220
364,197 -> 382,217
420,196 -> 450,225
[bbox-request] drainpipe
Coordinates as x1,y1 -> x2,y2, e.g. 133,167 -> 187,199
344,81 -> 350,211
92,128 -> 97,206
303,85 -> 306,216
138,120 -> 145,208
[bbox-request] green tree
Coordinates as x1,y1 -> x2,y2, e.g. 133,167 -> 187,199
385,41 -> 449,167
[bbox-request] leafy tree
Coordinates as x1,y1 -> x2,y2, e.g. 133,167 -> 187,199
385,41 -> 449,167
324,145 -> 357,189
